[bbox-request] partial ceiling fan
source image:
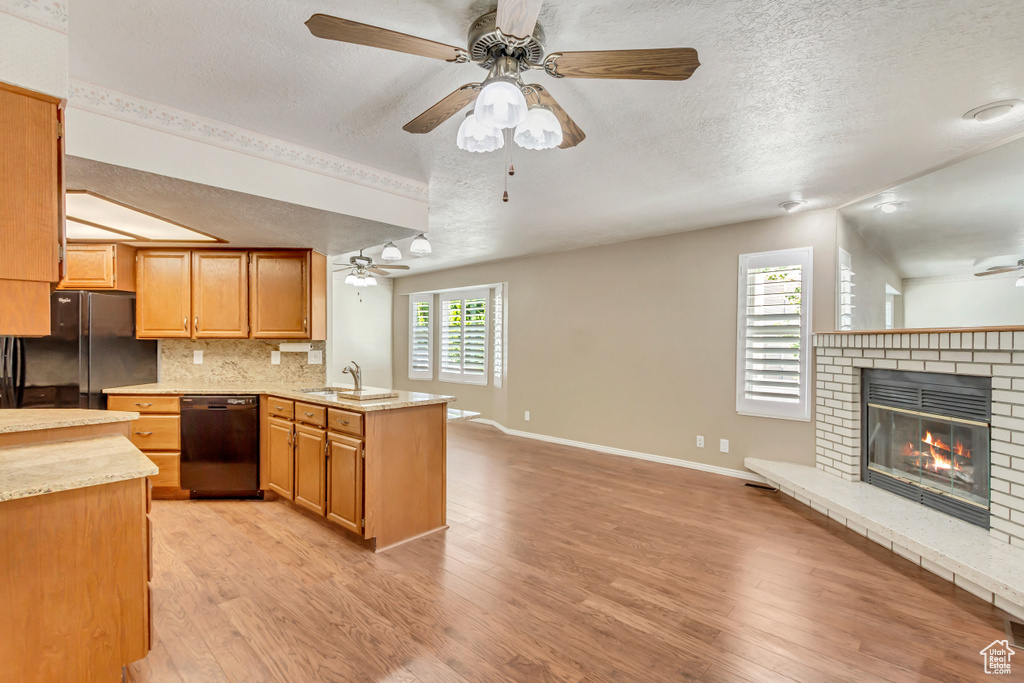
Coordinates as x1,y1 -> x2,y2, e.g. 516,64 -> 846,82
304,1 -> 700,160
338,250 -> 409,287
975,259 -> 1024,286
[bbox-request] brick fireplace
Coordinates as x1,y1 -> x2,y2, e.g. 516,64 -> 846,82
813,329 -> 1024,549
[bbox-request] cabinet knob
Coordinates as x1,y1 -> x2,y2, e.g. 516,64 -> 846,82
304,411 -> 314,417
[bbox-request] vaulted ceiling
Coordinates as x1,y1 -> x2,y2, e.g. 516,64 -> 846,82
71,0 -> 1024,272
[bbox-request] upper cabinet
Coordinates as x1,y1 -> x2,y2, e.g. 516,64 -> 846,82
136,250 -> 192,339
58,244 -> 136,291
192,251 -> 248,338
134,248 -> 325,340
0,82 -> 64,336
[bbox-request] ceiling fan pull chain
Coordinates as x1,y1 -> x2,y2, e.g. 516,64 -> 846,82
503,129 -> 512,202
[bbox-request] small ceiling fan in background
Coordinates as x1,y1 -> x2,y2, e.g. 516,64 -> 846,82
304,0 -> 701,180
337,249 -> 409,287
975,259 -> 1024,286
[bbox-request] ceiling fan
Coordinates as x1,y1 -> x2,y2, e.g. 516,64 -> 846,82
304,1 -> 701,156
337,250 -> 409,287
975,259 -> 1024,286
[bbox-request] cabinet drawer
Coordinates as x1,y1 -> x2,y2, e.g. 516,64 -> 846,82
108,395 -> 181,414
130,416 -> 181,451
327,408 -> 363,437
295,402 -> 326,428
267,398 -> 295,420
145,452 -> 180,488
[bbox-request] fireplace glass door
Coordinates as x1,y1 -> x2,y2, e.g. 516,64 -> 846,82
866,404 -> 989,508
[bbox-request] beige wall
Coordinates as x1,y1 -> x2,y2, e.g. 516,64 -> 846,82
838,214 -> 905,330
393,210 -> 838,473
903,274 -> 1024,328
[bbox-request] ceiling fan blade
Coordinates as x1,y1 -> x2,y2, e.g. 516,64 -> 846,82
367,267 -> 391,276
975,266 -> 1021,276
533,87 -> 585,149
496,0 -> 543,40
377,264 -> 410,270
403,84 -> 481,134
305,14 -> 466,62
545,48 -> 700,81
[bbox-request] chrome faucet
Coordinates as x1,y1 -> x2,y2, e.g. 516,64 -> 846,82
342,361 -> 362,391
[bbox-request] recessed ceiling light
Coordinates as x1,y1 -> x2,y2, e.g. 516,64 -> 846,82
876,201 -> 901,213
963,100 -> 1023,122
779,200 -> 806,213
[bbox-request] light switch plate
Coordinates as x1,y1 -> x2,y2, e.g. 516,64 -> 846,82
308,350 -> 323,365
524,411 -> 531,421
696,435 -> 704,448
271,350 -> 281,365
720,439 -> 730,453
193,350 -> 203,364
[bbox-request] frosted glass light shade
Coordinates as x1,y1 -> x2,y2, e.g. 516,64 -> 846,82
380,242 -> 402,261
364,274 -> 377,287
410,233 -> 431,255
514,106 -> 562,150
456,111 -> 503,153
344,272 -> 358,285
1016,275 -> 1024,288
474,81 -> 528,129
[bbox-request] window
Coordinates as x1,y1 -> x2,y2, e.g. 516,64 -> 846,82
408,294 -> 433,380
736,247 -> 813,421
838,248 -> 854,331
885,283 -> 901,330
439,288 -> 489,385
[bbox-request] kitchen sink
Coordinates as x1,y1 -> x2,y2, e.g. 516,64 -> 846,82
301,387 -> 399,401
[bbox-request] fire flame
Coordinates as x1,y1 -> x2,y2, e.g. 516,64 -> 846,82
903,431 -> 971,473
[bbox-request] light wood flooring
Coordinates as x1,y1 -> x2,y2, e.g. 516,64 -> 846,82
131,421 -> 1018,682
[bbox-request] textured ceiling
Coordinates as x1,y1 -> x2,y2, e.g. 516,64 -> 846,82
842,135 -> 1024,279
70,0 -> 1024,273
66,157 -> 416,253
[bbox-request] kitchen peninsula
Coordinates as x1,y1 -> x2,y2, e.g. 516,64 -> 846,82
0,409 -> 155,682
106,383 -> 453,551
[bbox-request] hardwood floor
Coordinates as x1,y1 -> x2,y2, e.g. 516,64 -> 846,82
131,422 -> 1017,682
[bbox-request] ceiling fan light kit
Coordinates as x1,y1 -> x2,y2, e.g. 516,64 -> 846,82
409,233 -> 432,255
338,248 -> 411,287
380,241 -> 402,261
305,1 -> 699,200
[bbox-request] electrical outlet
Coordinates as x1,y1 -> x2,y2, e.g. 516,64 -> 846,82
308,350 -> 323,365
524,411 -> 531,421
271,350 -> 281,365
696,435 -> 704,448
720,439 -> 730,453
193,350 -> 203,364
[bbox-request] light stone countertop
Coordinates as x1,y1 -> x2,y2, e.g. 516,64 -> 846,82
447,408 -> 481,423
0,409 -> 140,434
745,458 -> 1024,614
105,383 -> 454,413
0,434 -> 157,502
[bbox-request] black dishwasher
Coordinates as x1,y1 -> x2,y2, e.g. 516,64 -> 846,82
180,395 -> 261,498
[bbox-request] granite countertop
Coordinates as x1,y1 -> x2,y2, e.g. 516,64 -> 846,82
105,383 -> 454,413
0,409 -> 140,434
0,434 -> 157,502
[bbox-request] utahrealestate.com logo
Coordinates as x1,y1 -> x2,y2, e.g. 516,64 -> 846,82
980,640 -> 1015,675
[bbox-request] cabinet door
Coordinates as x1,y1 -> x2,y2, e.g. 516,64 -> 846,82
294,424 -> 327,516
249,251 -> 309,339
192,251 -> 248,338
0,83 -> 61,283
136,250 -> 191,338
326,432 -> 363,535
266,416 -> 294,499
58,244 -> 115,289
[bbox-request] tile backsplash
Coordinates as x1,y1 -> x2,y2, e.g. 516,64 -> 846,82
160,339 -> 327,385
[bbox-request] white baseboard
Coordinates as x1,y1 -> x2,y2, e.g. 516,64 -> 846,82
471,419 -> 767,483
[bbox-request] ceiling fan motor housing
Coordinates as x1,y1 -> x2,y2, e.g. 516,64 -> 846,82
468,10 -> 545,70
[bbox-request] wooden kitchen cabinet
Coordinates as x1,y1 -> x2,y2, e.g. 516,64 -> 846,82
266,415 -> 295,499
326,432 -> 363,535
249,250 -> 327,340
58,243 -> 136,291
192,250 -> 248,338
0,81 -> 64,336
294,423 -> 327,516
107,394 -> 185,499
136,250 -> 191,338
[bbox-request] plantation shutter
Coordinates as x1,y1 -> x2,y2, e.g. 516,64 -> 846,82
736,248 -> 813,421
440,289 -> 489,385
408,294 -> 433,380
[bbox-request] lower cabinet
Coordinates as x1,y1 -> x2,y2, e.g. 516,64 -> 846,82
294,423 -> 327,516
266,416 -> 295,499
107,394 -> 183,499
326,432 -> 363,535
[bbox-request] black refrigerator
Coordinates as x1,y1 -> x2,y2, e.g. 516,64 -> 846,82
0,291 -> 158,409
